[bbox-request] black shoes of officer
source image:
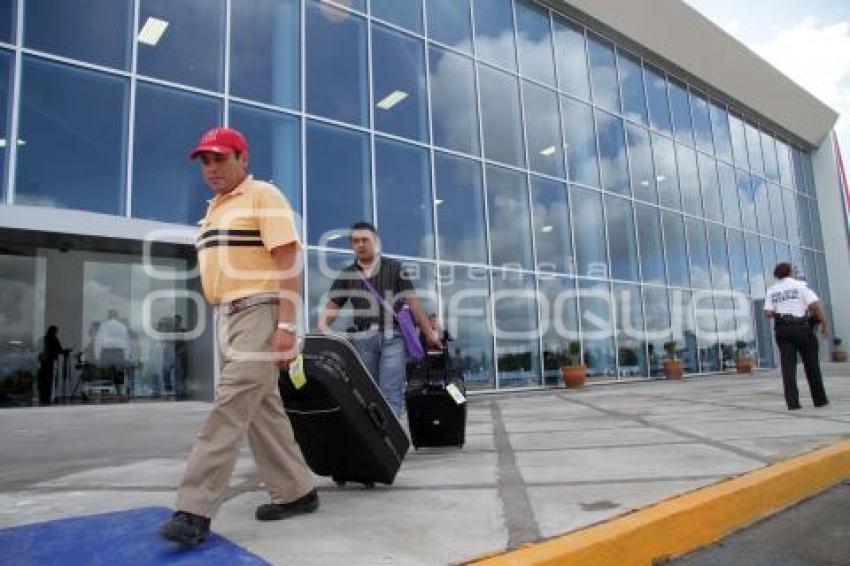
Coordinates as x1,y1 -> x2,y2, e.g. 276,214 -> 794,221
814,400 -> 830,408
256,488 -> 320,521
160,510 -> 211,546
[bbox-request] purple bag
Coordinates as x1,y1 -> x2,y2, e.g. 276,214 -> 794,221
359,273 -> 426,362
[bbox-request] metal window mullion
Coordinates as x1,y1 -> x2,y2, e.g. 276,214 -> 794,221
5,0 -> 24,204
367,12 -> 377,228
223,0 -> 232,125
124,0 -> 141,218
301,0 -> 309,330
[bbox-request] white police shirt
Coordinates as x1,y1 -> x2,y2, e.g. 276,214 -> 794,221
764,277 -> 819,317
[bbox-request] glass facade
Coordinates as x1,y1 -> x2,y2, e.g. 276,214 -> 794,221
0,0 -> 833,395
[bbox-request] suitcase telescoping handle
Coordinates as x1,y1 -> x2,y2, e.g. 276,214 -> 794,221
366,402 -> 388,432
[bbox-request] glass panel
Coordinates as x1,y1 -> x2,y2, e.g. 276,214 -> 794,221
760,237 -> 777,290
372,0 -> 422,33
426,0 -> 472,53
614,283 -> 647,377
761,131 -> 779,182
717,161 -> 740,228
532,177 -> 573,275
698,154 -> 723,222
733,298 -> 757,366
0,0 -> 13,43
596,110 -> 629,195
652,133 -> 680,210
803,153 -> 816,197
729,112 -> 749,171
606,195 -> 639,281
645,65 -> 671,134
635,204 -> 665,284
627,124 -> 656,203
769,183 -> 787,242
745,121 -> 764,175
618,50 -> 648,125
662,212 -> 689,288
326,0 -> 365,11
586,33 -> 619,112
131,83 -> 219,224
690,91 -> 713,154
727,229 -> 749,295
686,218 -> 710,289
754,177 -> 773,236
17,58 -> 127,215
0,50 -> 10,198
308,250 -> 355,331
707,223 -> 730,289
434,153 -> 487,264
306,1 -> 368,126
515,0 -> 555,86
229,104 -> 301,213
784,189 -> 801,247
552,16 -> 589,100
374,138 -> 433,259
695,295 -> 720,372
230,0 -> 299,109
578,279 -> 616,378
434,152 -> 487,264
479,66 -> 525,167
561,96 -> 599,187
493,270 -> 540,388
138,0 -> 224,91
538,274 -> 578,385
737,171 -> 757,232
429,46 -> 479,155
643,286 -> 671,377
305,121 -> 371,246
440,264 -> 494,390
792,147 -> 807,193
676,144 -> 702,217
523,82 -> 564,177
372,24 -> 428,142
25,0 -> 131,69
473,0 -> 516,71
745,233 -> 765,298
709,101 -> 733,163
671,289 -> 698,374
776,139 -> 793,189
668,79 -> 692,144
810,200 -> 824,250
487,165 -> 533,269
571,187 -> 608,278
755,300 -> 774,368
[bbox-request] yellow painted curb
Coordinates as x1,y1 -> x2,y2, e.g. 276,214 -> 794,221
469,439 -> 850,566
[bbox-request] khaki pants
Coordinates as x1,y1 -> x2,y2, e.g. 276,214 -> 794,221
176,303 -> 314,518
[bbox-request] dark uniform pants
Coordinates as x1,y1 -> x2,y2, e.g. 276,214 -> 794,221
774,322 -> 828,409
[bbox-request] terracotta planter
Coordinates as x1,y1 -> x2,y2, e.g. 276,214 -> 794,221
663,359 -> 684,380
561,365 -> 586,389
833,348 -> 848,363
736,357 -> 753,374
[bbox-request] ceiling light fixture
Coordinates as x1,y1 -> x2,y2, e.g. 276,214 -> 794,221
541,225 -> 553,233
138,17 -> 169,46
377,90 -> 408,110
540,146 -> 556,156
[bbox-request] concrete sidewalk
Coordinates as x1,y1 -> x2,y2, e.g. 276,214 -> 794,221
1,367 -> 848,565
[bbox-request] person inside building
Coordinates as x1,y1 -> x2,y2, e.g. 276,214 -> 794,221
317,222 -> 441,417
764,262 -> 831,410
36,325 -> 63,405
94,309 -> 131,396
159,127 -> 316,546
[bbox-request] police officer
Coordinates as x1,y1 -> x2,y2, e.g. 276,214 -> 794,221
764,262 -> 830,410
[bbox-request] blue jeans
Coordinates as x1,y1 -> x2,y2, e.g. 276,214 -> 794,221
351,329 -> 406,418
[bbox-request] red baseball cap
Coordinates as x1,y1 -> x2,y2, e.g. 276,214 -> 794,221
190,127 -> 249,160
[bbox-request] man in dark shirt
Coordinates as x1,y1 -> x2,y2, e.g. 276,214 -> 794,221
318,222 -> 440,416
37,325 -> 63,405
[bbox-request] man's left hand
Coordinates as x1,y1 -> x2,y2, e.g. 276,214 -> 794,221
272,329 -> 302,367
425,331 -> 443,350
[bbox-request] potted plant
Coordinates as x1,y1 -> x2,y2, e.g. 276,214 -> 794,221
833,338 -> 847,363
560,340 -> 586,388
663,340 -> 684,379
735,340 -> 753,374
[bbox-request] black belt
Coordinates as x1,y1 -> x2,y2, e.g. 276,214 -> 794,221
220,294 -> 278,316
775,314 -> 808,326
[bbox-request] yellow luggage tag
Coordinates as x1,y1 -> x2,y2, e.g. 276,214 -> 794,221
289,355 -> 307,390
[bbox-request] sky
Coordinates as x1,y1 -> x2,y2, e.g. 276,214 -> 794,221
683,0 -> 850,171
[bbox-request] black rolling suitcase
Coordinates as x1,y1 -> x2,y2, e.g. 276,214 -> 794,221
405,350 -> 467,449
278,333 -> 409,487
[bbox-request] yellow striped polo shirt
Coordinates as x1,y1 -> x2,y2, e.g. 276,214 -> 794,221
196,175 -> 300,305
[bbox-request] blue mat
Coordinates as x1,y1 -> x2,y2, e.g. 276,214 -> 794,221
0,507 -> 270,565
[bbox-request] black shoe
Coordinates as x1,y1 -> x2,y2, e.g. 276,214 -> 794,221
159,511 -> 210,546
788,404 -> 802,410
814,400 -> 830,408
256,489 -> 319,521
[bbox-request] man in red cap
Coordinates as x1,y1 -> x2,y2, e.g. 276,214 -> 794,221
160,127 -> 317,545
